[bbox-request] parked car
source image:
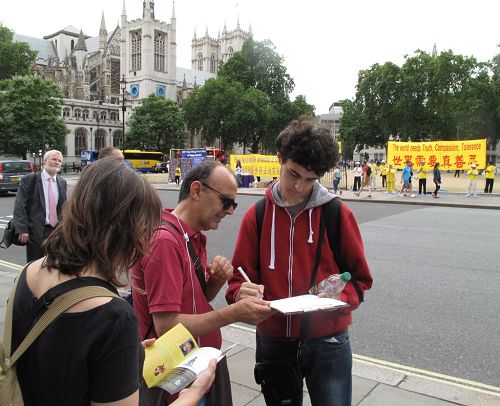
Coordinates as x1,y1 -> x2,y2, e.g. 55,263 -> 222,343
153,162 -> 169,173
0,160 -> 34,194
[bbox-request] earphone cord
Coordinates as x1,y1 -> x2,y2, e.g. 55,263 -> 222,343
171,212 -> 201,346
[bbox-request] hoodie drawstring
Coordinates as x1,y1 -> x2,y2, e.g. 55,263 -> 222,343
307,208 -> 314,243
268,203 -> 276,269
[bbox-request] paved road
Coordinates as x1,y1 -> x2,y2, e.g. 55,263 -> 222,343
1,189 -> 499,388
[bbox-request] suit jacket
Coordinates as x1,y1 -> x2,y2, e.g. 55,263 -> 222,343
13,172 -> 68,243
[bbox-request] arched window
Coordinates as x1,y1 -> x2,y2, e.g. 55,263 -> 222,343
100,111 -> 107,121
227,46 -> 233,59
82,109 -> 89,120
210,54 -> 216,73
154,32 -> 166,72
113,130 -> 123,148
110,112 -> 117,121
71,39 -> 75,50
197,53 -> 203,71
62,107 -> 70,118
131,31 -> 142,71
95,129 -> 106,150
74,109 -> 81,120
74,128 -> 87,156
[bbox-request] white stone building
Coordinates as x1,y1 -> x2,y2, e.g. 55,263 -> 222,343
13,0 -> 250,162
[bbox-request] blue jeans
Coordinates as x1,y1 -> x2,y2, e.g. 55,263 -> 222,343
256,331 -> 352,406
333,178 -> 341,193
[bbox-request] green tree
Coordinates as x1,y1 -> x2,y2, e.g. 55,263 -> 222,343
127,95 -> 186,152
182,77 -> 245,150
218,38 -> 295,103
340,49 -> 498,151
0,76 -> 67,158
0,24 -> 37,80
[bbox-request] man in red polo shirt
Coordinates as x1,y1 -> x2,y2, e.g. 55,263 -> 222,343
132,160 -> 273,404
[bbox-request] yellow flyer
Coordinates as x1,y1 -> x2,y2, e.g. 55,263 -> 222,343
143,323 -> 235,394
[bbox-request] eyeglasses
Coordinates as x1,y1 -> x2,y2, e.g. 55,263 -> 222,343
200,182 -> 238,211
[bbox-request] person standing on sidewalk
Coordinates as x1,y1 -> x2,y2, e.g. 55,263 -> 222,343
352,162 -> 362,192
466,163 -> 479,197
484,161 -> 495,193
369,159 -> 378,191
432,162 -> 442,198
380,160 -> 388,189
226,117 -> 373,406
13,150 -> 67,262
386,164 -> 396,193
417,160 -> 427,195
132,160 -> 273,406
175,163 -> 182,185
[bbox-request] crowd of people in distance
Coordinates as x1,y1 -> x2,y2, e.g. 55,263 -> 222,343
338,159 -> 497,198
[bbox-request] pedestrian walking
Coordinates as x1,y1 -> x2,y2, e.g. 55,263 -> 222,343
332,164 -> 342,195
432,162 -> 441,198
399,160 -> 415,197
355,160 -> 372,197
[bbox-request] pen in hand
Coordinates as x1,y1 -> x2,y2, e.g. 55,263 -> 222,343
237,267 -> 264,299
237,266 -> 252,284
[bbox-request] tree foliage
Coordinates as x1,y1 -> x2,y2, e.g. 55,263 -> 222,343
340,50 -> 500,151
127,95 -> 186,152
0,24 -> 37,80
184,38 -> 315,153
0,76 -> 67,158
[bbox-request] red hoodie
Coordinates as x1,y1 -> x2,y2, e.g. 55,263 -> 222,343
226,182 -> 373,339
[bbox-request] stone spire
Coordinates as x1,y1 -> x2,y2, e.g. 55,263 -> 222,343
122,0 -> 126,15
171,0 -> 176,18
74,29 -> 87,52
99,11 -> 107,51
121,0 -> 127,27
205,24 -> 209,38
432,43 -> 438,58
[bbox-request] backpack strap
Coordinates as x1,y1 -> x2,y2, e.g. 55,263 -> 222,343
324,198 -> 365,303
255,197 -> 266,241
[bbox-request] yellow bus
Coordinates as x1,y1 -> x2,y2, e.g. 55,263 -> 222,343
123,150 -> 165,173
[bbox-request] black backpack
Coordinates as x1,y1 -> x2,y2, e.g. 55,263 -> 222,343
254,197 -> 364,303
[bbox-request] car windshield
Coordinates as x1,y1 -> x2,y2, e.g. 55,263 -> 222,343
1,161 -> 32,173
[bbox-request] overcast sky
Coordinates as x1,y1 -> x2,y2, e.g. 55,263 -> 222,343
2,0 -> 499,114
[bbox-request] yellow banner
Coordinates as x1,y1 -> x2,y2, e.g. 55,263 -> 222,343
338,141 -> 342,154
387,139 -> 487,170
230,154 -> 281,178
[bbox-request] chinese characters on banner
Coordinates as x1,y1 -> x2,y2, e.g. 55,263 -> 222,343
387,139 -> 487,170
230,154 -> 281,178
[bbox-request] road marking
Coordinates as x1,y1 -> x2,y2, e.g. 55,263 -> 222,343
0,219 -> 9,223
227,323 -> 500,397
0,259 -> 23,271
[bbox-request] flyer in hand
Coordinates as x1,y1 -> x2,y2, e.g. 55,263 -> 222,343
143,323 -> 235,394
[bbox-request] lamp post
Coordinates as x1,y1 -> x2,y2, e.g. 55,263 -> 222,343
120,75 -> 127,150
219,119 -> 224,151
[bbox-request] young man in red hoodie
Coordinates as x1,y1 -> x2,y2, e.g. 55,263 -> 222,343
226,117 -> 373,406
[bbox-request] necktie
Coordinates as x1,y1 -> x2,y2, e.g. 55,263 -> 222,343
48,177 -> 58,227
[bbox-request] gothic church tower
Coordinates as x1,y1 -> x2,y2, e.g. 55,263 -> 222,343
120,0 -> 177,105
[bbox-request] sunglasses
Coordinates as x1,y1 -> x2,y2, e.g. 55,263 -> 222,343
200,182 -> 238,211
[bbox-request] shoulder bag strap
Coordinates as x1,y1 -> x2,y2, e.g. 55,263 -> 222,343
8,286 -> 119,366
161,221 -> 207,297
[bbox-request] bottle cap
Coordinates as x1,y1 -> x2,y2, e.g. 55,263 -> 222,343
340,272 -> 351,282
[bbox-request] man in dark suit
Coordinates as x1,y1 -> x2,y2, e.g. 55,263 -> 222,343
13,150 -> 67,262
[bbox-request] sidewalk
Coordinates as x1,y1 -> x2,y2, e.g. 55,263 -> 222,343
220,325 -> 500,406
